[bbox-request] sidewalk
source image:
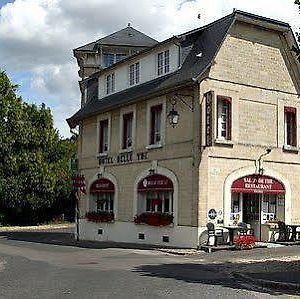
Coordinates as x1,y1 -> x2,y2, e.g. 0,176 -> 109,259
0,223 -> 74,232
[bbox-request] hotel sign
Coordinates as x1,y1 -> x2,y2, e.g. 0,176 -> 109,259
231,175 -> 285,195
98,151 -> 148,166
205,91 -> 213,146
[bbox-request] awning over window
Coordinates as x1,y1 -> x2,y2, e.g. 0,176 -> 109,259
138,174 -> 173,192
231,175 -> 285,195
90,178 -> 115,194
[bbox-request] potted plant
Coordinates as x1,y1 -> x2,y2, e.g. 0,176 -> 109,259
134,212 -> 173,226
85,211 -> 114,223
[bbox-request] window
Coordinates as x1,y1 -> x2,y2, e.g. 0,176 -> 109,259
150,104 -> 162,145
99,119 -> 109,153
157,50 -> 170,76
86,78 -> 98,102
96,193 -> 114,212
217,96 -> 232,140
129,62 -> 140,86
122,112 -> 133,149
103,54 -> 115,67
284,107 -> 297,147
106,73 -> 115,94
103,53 -> 127,67
145,191 -> 173,214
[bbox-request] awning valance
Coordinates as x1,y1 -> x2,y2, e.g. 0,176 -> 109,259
231,175 -> 285,195
90,178 -> 115,194
138,174 -> 173,192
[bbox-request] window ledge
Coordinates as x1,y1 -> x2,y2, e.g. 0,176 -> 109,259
119,148 -> 133,154
214,139 -> 234,147
96,152 -> 108,158
283,145 -> 298,153
146,144 -> 163,150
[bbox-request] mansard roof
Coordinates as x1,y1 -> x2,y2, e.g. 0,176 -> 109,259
68,10 -> 295,128
75,25 -> 158,52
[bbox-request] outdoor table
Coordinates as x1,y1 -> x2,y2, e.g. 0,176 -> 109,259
223,226 -> 239,245
286,224 -> 300,241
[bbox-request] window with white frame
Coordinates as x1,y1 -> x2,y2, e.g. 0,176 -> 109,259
145,191 -> 173,214
99,119 -> 109,153
129,62 -> 140,86
106,73 -> 115,94
122,112 -> 133,149
217,96 -> 232,140
157,50 -> 170,76
149,104 -> 162,145
284,106 -> 297,147
96,193 -> 114,212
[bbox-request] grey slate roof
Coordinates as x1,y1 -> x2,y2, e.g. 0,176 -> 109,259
67,10 -> 292,128
75,26 -> 158,52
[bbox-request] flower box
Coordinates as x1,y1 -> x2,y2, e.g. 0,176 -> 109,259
134,212 -> 173,226
234,235 -> 256,250
85,211 -> 114,223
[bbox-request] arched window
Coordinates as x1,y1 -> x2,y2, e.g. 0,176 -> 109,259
137,174 -> 174,214
90,178 -> 115,212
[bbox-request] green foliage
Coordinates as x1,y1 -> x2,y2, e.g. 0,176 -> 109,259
294,0 -> 300,61
0,71 -> 77,225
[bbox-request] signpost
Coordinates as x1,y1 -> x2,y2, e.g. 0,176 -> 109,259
72,174 -> 86,241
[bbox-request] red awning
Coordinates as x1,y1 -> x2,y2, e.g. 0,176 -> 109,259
138,174 -> 173,192
90,178 -> 115,194
231,175 -> 285,195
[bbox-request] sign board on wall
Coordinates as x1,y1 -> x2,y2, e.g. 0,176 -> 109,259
98,151 -> 148,166
205,91 -> 213,147
231,175 -> 285,195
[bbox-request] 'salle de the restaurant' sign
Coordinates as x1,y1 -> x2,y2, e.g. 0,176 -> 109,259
231,175 -> 285,194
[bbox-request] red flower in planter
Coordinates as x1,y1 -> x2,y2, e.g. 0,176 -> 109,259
234,235 -> 256,250
85,211 -> 114,223
134,213 -> 173,226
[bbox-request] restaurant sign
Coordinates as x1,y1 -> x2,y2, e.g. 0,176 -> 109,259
231,175 -> 285,195
138,174 -> 174,192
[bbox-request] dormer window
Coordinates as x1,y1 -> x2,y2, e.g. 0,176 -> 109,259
129,62 -> 140,86
157,50 -> 170,76
106,73 -> 115,94
103,53 -> 127,67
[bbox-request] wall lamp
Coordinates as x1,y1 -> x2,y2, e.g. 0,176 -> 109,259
167,93 -> 194,128
256,148 -> 272,175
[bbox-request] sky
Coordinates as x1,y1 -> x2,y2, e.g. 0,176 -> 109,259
0,0 -> 299,138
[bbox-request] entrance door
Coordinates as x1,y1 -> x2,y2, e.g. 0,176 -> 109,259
243,193 -> 261,240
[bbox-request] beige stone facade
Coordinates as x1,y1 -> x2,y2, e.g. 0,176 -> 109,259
70,12 -> 300,248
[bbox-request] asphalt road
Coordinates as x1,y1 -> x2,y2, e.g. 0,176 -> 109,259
0,231 -> 299,299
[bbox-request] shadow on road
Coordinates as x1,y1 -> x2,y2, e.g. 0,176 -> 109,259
0,231 -> 180,251
134,260 -> 300,296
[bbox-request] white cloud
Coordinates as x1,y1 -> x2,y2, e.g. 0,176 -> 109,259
0,0 -> 298,137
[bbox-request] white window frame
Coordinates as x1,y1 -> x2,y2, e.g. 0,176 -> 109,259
129,62 -> 140,86
146,98 -> 166,149
97,113 -> 111,157
106,73 -> 115,94
216,97 -> 231,141
96,193 -> 114,212
143,191 -> 173,214
119,105 -> 136,152
157,49 -> 170,76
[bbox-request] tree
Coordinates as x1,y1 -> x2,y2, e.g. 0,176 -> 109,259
0,71 -> 76,224
294,0 -> 300,61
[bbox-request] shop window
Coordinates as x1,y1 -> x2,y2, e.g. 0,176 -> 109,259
217,96 -> 231,140
99,119 -> 109,154
129,62 -> 140,86
284,107 -> 297,147
157,50 -> 170,76
145,191 -> 173,214
106,73 -> 115,94
96,193 -> 114,212
150,104 -> 162,145
122,112 -> 133,149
